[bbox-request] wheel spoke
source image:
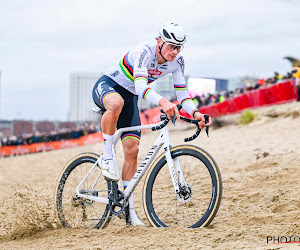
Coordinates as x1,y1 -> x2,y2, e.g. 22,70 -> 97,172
153,190 -> 174,211
161,197 -> 177,223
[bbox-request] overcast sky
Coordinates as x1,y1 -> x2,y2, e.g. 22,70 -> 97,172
1,0 -> 300,121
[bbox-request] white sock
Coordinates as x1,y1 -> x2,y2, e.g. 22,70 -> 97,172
123,180 -> 134,209
102,133 -> 114,160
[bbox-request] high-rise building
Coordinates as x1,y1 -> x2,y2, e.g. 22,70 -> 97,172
69,72 -> 103,122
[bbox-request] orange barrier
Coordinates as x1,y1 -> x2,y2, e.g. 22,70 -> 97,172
0,132 -> 103,157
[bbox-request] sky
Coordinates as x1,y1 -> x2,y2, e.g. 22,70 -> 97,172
1,0 -> 300,121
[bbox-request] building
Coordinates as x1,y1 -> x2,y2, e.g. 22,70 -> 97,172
0,120 -> 12,138
69,72 -> 103,122
0,120 -> 80,138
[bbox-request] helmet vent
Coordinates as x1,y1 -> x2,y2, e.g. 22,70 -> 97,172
170,33 -> 186,43
162,29 -> 171,39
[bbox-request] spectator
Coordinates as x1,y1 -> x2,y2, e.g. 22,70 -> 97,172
245,80 -> 253,91
292,66 -> 300,101
0,122 -> 100,147
272,72 -> 283,84
193,95 -> 202,108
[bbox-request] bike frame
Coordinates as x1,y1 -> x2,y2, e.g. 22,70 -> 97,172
75,119 -> 186,206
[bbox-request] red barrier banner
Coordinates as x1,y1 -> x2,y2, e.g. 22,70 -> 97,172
144,80 -> 297,121
0,132 -> 103,157
196,80 -> 297,118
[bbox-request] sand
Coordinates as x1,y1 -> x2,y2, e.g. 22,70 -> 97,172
0,101 -> 300,249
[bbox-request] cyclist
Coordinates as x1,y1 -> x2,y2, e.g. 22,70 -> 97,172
92,22 -> 212,226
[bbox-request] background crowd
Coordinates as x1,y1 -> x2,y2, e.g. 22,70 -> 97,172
1,123 -> 99,147
192,67 -> 300,108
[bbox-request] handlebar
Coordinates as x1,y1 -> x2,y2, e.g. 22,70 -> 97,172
151,105 -> 210,142
151,116 -> 169,131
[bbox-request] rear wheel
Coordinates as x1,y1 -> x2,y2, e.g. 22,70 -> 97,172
143,145 -> 222,228
56,153 -> 111,229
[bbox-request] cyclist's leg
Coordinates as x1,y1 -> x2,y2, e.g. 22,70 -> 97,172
122,139 -> 145,226
93,75 -> 124,160
122,138 -> 140,180
116,92 -> 144,225
116,93 -> 141,181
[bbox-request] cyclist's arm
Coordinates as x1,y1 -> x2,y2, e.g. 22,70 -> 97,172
173,57 -> 212,127
133,45 -> 163,105
172,56 -> 198,116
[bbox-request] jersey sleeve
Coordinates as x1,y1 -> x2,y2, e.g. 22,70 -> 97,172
173,56 -> 197,115
133,43 -> 163,105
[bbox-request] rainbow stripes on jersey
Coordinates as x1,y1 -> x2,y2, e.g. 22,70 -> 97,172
181,97 -> 193,105
174,84 -> 187,91
134,74 -> 148,82
103,138 -> 106,145
119,53 -> 154,84
119,53 -> 134,82
121,133 -> 140,142
142,88 -> 152,100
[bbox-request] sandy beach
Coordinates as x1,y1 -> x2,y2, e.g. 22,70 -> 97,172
0,101 -> 300,249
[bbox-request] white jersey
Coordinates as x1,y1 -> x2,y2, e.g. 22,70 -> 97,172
105,41 -> 196,115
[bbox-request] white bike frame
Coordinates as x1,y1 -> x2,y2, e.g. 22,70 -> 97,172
75,118 -> 187,206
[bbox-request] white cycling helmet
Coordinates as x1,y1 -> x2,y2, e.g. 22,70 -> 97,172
158,22 -> 186,45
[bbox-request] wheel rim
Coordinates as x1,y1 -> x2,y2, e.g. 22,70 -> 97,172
148,153 -> 216,228
57,157 -> 110,229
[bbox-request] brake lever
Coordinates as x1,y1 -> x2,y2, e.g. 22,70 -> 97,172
171,115 -> 176,126
161,105 -> 181,126
204,114 -> 210,137
171,104 -> 182,126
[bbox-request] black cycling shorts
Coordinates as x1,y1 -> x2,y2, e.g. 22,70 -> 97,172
92,75 -> 141,142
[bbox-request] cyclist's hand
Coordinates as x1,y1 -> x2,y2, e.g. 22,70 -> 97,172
193,111 -> 212,129
158,98 -> 180,120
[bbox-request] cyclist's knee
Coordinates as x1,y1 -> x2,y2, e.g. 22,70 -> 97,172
123,140 -> 139,160
105,94 -> 124,114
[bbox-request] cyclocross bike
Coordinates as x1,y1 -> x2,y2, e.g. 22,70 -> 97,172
56,105 -> 222,229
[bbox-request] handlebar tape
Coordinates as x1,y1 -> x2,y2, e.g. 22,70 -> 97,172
152,119 -> 169,131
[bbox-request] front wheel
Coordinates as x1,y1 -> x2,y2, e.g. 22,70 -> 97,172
143,145 -> 222,228
55,153 -> 111,229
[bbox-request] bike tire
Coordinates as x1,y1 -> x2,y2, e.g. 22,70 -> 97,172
143,145 -> 222,228
55,152 -> 111,229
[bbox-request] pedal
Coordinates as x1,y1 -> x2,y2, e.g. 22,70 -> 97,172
92,106 -> 106,115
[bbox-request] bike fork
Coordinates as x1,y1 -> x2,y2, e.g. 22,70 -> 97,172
164,144 -> 187,194
164,144 -> 180,193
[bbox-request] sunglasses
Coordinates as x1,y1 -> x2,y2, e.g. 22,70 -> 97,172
166,43 -> 184,52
